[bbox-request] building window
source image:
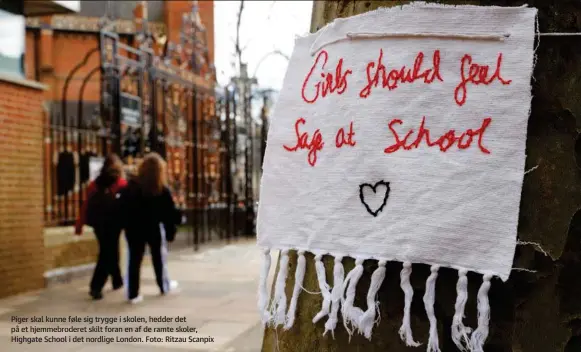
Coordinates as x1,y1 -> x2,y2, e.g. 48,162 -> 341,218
0,6 -> 24,77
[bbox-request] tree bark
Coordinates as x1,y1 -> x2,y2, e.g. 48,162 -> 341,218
262,1 -> 581,351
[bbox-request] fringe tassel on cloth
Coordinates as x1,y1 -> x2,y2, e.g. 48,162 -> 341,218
359,260 -> 386,340
284,250 -> 306,330
257,249 -> 271,325
423,265 -> 441,352
324,256 -> 344,337
313,254 -> 332,323
341,258 -> 365,338
270,249 -> 290,326
399,262 -> 421,347
257,253 -> 495,350
452,269 -> 472,351
469,274 -> 492,352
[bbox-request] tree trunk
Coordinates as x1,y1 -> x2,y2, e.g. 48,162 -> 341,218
262,1 -> 581,351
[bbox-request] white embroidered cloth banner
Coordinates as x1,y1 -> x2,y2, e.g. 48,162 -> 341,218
256,2 -> 537,349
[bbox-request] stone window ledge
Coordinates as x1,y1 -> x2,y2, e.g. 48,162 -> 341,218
0,73 -> 47,90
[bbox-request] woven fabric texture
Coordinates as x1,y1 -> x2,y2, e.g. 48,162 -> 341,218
257,2 -> 537,281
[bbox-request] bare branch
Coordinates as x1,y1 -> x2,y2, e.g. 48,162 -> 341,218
266,1 -> 277,21
236,0 -> 277,66
274,49 -> 290,61
252,49 -> 290,77
235,0 -> 245,69
240,40 -> 253,54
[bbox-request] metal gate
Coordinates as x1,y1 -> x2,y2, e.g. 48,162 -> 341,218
46,7 -> 268,249
219,65 -> 270,241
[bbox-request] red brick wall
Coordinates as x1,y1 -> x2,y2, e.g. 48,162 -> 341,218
0,80 -> 46,298
51,33 -> 101,102
165,1 -> 191,45
198,0 -> 214,64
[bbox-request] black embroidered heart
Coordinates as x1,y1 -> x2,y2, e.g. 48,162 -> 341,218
359,181 -> 390,217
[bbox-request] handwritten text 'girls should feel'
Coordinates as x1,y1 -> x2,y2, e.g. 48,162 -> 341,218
283,49 -> 511,167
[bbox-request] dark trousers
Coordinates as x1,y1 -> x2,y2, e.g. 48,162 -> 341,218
126,232 -> 169,299
90,227 -> 123,293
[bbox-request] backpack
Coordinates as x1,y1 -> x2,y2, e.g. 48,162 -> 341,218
86,185 -> 118,228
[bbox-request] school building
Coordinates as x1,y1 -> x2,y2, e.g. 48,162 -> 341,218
0,0 -> 231,298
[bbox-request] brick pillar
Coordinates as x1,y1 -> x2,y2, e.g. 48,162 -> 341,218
39,30 -> 53,75
38,16 -> 55,91
0,81 -> 47,298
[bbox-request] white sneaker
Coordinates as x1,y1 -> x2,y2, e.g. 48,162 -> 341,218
161,280 -> 179,295
129,295 -> 143,304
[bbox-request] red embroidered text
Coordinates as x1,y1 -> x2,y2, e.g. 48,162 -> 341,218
335,122 -> 356,148
454,53 -> 512,106
301,50 -> 353,104
283,117 -> 324,166
384,116 -> 492,154
359,49 -> 443,98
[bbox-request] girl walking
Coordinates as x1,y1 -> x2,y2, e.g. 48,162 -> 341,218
75,154 -> 127,300
118,152 -> 181,303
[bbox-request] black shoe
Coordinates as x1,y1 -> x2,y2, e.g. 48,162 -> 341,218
112,283 -> 123,291
90,291 -> 103,300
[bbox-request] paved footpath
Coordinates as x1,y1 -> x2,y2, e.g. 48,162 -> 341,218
0,239 -> 266,352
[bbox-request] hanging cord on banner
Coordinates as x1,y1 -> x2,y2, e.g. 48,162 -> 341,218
309,31 -> 581,56
538,32 -> 581,36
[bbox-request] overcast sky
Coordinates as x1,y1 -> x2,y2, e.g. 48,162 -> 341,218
214,1 -> 313,91
0,10 -> 24,58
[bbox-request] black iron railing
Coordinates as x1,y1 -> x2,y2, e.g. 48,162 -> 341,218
44,13 -> 269,250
